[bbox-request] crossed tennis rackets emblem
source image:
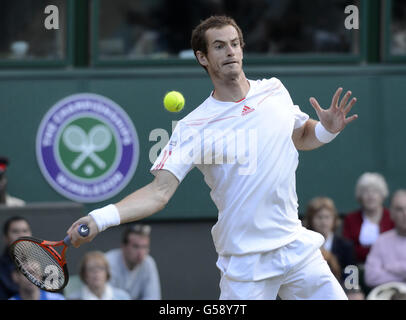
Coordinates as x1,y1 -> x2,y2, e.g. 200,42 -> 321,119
62,124 -> 112,171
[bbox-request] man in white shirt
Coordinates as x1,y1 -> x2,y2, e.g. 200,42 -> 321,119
67,15 -> 358,300
105,224 -> 161,299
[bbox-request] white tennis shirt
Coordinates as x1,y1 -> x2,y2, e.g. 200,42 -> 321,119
151,78 -> 309,257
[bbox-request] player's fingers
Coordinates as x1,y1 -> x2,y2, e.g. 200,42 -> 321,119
309,97 -> 323,113
67,222 -> 81,247
344,114 -> 358,125
66,219 -> 80,235
344,97 -> 357,115
67,217 -> 87,247
339,91 -> 352,109
331,87 -> 343,108
70,216 -> 98,248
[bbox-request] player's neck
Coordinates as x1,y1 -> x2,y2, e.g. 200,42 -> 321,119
211,73 -> 250,102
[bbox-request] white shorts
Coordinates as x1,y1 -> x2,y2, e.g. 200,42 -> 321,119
218,228 -> 347,300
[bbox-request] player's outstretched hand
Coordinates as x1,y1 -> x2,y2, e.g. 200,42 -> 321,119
66,215 -> 99,248
309,87 -> 358,134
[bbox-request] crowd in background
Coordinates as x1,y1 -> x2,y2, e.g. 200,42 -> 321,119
1,154 -> 406,300
2,0 -> 406,61
303,172 -> 406,300
0,0 -> 378,60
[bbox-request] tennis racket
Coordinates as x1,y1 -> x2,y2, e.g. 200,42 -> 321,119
9,224 -> 90,292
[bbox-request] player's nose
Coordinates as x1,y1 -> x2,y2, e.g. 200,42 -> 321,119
225,44 -> 236,56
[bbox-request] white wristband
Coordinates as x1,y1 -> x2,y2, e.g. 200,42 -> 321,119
88,204 -> 121,232
315,122 -> 339,143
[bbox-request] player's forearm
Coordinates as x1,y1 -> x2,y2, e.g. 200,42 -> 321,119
293,119 -> 340,151
293,119 -> 324,151
88,182 -> 169,233
88,171 -> 178,232
115,182 -> 168,224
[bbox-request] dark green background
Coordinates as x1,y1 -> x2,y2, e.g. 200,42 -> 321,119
1,65 -> 405,219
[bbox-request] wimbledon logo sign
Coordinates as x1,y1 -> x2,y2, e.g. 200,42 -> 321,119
36,93 -> 139,203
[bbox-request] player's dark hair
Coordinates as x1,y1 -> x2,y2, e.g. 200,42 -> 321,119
3,216 -> 30,236
191,15 -> 245,70
121,224 -> 151,245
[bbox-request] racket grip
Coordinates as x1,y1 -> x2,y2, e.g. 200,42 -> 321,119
64,224 -> 90,246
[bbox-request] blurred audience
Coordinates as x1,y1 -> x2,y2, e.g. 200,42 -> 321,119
305,196 -> 356,283
9,265 -> 65,300
364,190 -> 406,288
391,0 -> 406,55
0,156 -> 25,207
345,288 -> 365,300
343,172 -> 394,264
0,216 -> 31,299
105,224 -> 161,300
97,0 -> 355,59
67,251 -> 130,300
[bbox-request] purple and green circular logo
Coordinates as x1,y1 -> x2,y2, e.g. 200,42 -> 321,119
36,93 -> 139,203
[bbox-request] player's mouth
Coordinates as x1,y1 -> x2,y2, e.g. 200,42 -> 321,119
223,60 -> 238,66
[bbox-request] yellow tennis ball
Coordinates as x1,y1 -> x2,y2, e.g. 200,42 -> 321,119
163,91 -> 185,112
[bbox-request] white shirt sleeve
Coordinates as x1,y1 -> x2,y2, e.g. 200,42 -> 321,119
150,121 -> 201,183
278,79 -> 309,129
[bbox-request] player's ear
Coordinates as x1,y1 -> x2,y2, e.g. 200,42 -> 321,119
196,51 -> 208,67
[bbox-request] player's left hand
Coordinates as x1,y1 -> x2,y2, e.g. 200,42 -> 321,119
309,87 -> 358,134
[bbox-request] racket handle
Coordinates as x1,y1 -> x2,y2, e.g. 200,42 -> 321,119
64,224 -> 90,246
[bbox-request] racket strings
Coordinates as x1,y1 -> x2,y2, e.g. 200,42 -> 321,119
11,241 -> 66,291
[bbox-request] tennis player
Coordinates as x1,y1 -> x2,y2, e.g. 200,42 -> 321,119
67,16 -> 358,300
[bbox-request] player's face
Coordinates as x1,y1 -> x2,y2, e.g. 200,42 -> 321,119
122,234 -> 150,268
311,208 -> 335,238
391,193 -> 406,235
200,25 -> 243,79
5,220 -> 31,245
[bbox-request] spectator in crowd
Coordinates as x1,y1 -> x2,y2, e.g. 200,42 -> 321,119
343,172 -> 394,264
105,224 -> 161,300
391,0 -> 406,55
364,190 -> 406,288
0,156 -> 25,207
67,251 -> 130,300
9,262 -> 64,300
0,216 -> 31,299
305,196 -> 356,283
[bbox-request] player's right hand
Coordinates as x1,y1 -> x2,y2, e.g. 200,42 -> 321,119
66,215 -> 99,248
